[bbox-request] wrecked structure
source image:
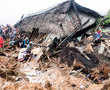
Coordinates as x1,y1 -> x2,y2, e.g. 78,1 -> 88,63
15,0 -> 104,70
15,0 -> 102,39
1,0 -> 110,90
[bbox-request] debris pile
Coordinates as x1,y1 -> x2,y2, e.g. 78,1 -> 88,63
0,0 -> 110,90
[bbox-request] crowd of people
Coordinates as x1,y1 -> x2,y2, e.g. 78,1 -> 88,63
0,24 -> 18,49
0,24 -> 33,61
0,24 -> 14,51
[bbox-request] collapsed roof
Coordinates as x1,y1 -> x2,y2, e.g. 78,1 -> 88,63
15,0 -> 102,38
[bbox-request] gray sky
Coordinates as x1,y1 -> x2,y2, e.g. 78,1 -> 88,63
0,0 -> 110,25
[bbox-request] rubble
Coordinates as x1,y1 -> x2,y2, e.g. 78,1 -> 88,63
31,47 -> 43,61
1,0 -> 110,90
1,38 -> 110,89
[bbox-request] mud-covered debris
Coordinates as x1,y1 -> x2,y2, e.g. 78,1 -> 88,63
58,47 -> 99,69
31,47 -> 43,61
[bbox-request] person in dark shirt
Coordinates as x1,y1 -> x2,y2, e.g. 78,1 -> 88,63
0,26 -> 3,35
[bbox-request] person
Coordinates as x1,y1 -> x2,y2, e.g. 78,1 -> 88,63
18,42 -> 32,61
21,37 -> 26,48
26,41 -> 33,52
26,37 -> 29,45
1,26 -> 6,40
0,26 -> 3,35
0,35 -> 4,52
9,26 -> 16,41
95,30 -> 102,40
5,24 -> 11,38
18,48 -> 27,61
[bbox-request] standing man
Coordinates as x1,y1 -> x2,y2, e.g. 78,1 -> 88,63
0,35 -> 4,52
0,26 -> 3,36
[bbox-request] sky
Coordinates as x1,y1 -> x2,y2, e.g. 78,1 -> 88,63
0,0 -> 110,25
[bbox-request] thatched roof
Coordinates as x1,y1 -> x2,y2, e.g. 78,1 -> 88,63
15,0 -> 102,38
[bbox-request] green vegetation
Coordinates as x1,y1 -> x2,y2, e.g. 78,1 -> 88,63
96,10 -> 110,26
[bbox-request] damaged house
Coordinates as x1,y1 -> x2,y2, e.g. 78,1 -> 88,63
1,1 -> 110,87
15,0 -> 103,70
15,0 -> 102,41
